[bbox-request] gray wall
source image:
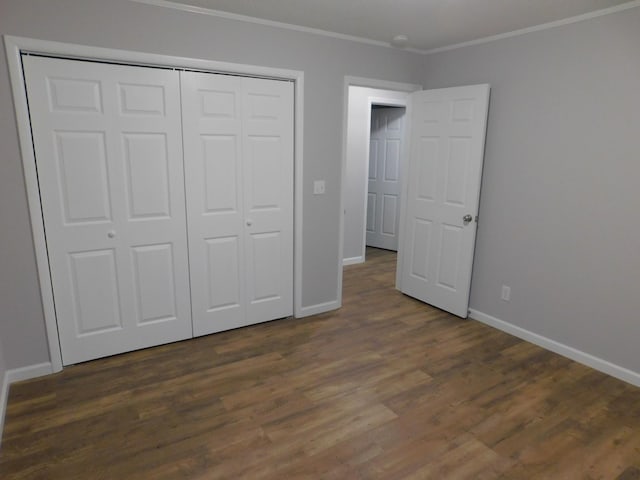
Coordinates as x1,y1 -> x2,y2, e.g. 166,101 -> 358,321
0,0 -> 422,369
422,7 -> 640,373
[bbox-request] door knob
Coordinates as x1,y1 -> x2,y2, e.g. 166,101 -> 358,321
463,214 -> 473,225
107,230 -> 116,238
246,220 -> 253,227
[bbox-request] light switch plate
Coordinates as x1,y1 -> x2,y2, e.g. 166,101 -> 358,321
313,180 -> 326,195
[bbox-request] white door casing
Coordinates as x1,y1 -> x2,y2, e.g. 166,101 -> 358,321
23,56 -> 192,364
366,107 -> 405,251
181,72 -> 294,337
399,84 -> 490,318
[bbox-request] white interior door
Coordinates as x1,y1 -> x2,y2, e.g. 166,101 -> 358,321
181,72 -> 245,335
23,56 -> 192,364
399,84 -> 490,318
366,107 -> 405,251
181,72 -> 294,337
242,77 -> 294,325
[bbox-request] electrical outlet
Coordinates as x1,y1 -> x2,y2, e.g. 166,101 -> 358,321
501,285 -> 511,302
313,180 -> 326,195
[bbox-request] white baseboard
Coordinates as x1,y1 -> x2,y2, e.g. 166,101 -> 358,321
0,371 -> 9,447
342,256 -> 364,266
6,362 -> 53,384
296,300 -> 341,318
469,309 -> 640,388
0,362 -> 53,447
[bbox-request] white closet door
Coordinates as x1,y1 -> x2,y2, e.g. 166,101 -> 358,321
242,76 -> 294,324
181,72 -> 246,335
23,56 -> 192,365
181,72 -> 294,336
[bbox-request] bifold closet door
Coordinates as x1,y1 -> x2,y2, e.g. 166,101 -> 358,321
23,56 -> 192,365
181,71 -> 294,337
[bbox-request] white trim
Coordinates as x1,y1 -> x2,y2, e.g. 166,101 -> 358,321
293,77 -> 305,318
128,0 -> 426,54
6,362 -> 53,384
345,76 -> 422,93
0,362 -> 53,445
0,371 -> 9,447
338,77 -> 421,307
4,35 -> 304,368
395,98 -> 415,292
4,35 -> 304,79
4,38 -> 64,373
296,300 -> 341,318
130,0 -> 639,57
342,256 -> 364,266
358,99 -> 374,263
469,309 -> 640,388
424,1 -> 640,55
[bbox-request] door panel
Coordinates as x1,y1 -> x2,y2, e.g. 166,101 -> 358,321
69,249 -> 122,335
206,236 -> 242,312
248,232 -> 282,302
181,72 -> 245,335
384,139 -> 400,181
366,107 -> 405,251
246,136 -> 283,209
242,77 -> 294,324
23,56 -> 192,364
55,131 -> 111,223
122,133 -> 171,219
202,135 -> 239,213
382,195 -> 398,236
118,83 -> 166,116
131,243 -> 178,325
399,85 -> 490,318
410,219 -> 432,280
437,225 -> 463,290
182,72 -> 294,335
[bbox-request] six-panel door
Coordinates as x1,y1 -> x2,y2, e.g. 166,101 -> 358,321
23,56 -> 193,365
400,85 -> 490,318
367,107 -> 405,251
180,72 -> 294,337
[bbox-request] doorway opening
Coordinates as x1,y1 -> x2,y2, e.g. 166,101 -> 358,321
366,105 -> 406,253
338,77 -> 421,312
340,79 -> 491,319
341,82 -> 418,269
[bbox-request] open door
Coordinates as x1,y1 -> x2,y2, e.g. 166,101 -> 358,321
398,84 -> 490,318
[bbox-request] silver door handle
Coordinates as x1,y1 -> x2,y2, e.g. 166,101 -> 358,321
246,220 -> 253,227
463,214 -> 473,225
107,230 -> 116,238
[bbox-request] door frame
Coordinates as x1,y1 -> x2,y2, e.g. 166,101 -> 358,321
338,76 -> 421,305
5,35 -> 305,373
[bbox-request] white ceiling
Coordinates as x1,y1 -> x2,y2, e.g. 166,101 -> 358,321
157,0 -> 633,52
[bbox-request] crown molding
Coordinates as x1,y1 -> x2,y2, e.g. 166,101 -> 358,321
423,0 -> 640,55
128,0 -> 427,54
128,0 -> 640,56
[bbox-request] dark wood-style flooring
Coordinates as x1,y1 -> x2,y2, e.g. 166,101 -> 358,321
1,248 -> 639,479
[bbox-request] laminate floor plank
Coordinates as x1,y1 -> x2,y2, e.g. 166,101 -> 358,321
1,247 -> 639,478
